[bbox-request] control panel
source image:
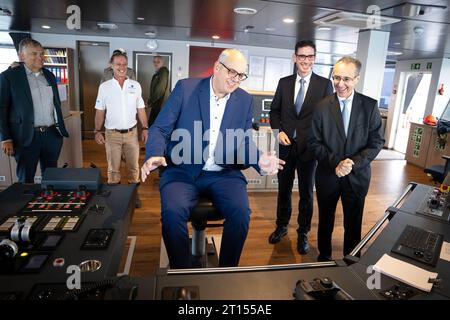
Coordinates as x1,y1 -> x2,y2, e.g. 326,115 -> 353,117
251,94 -> 274,127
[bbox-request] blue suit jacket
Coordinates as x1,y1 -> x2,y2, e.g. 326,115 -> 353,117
0,64 -> 69,147
146,77 -> 261,187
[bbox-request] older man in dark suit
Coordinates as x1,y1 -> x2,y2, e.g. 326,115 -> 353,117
0,38 -> 68,183
268,40 -> 333,254
308,56 -> 384,261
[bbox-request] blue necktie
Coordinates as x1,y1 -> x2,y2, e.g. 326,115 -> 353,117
341,99 -> 350,136
295,78 -> 305,115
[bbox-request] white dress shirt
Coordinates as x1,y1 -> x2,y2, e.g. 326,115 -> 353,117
95,77 -> 145,130
203,77 -> 230,171
294,72 -> 312,105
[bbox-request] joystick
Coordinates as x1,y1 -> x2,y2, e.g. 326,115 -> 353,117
294,277 -> 353,300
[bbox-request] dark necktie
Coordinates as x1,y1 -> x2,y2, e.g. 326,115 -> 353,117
295,78 -> 305,115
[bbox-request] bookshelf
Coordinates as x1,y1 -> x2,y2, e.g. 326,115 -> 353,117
43,47 -> 75,118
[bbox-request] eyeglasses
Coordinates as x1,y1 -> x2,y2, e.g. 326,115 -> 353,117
295,54 -> 315,61
332,75 -> 358,83
112,49 -> 127,56
220,62 -> 248,81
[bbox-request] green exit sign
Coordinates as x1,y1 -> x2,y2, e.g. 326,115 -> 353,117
411,63 -> 421,70
427,62 -> 432,69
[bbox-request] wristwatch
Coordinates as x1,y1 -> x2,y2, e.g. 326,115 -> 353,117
94,129 -> 102,134
142,126 -> 149,130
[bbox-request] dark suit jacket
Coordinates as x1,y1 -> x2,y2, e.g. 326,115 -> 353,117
269,72 -> 333,161
148,66 -> 170,126
146,77 -> 260,188
0,64 -> 68,147
308,92 -> 384,198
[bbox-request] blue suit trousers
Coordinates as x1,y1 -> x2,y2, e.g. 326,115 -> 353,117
160,169 -> 250,269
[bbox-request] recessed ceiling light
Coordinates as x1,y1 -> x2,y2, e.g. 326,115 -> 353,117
233,7 -> 257,15
137,17 -> 145,21
317,26 -> 331,31
265,27 -> 275,31
41,25 -> 51,29
393,42 -> 401,45
97,22 -> 118,30
413,26 -> 424,36
283,18 -> 295,24
145,31 -> 157,37
212,35 -> 220,40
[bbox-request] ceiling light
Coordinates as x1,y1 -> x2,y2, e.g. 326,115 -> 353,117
145,31 -> 157,37
413,26 -> 424,36
393,42 -> 401,45
41,25 -> 51,29
317,26 -> 331,31
387,50 -> 403,56
212,35 -> 220,40
137,17 -> 145,21
233,7 -> 257,15
283,18 -> 295,24
265,27 -> 275,31
97,22 -> 118,30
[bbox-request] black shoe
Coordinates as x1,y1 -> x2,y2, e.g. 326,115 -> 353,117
297,233 -> 310,255
135,196 -> 142,208
317,254 -> 332,262
268,226 -> 288,244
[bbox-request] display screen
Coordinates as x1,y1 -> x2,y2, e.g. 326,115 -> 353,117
262,99 -> 272,112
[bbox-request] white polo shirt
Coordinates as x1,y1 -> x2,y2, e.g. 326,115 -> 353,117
95,77 -> 145,130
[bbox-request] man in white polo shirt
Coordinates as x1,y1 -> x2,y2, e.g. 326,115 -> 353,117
94,50 -> 148,206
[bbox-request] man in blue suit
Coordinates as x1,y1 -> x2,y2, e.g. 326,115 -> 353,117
141,48 -> 283,268
0,39 -> 68,183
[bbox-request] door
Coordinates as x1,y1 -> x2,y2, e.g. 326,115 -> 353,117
133,52 -> 172,106
78,41 -> 110,139
393,71 -> 432,153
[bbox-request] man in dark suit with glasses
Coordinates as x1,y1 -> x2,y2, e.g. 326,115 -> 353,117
268,40 -> 333,255
308,56 -> 384,261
